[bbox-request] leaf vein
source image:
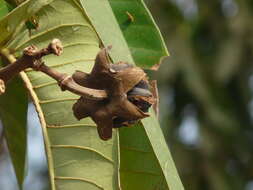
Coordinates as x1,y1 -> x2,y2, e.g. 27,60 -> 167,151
26,58 -> 95,73
15,23 -> 93,50
47,123 -> 97,128
55,176 -> 104,190
33,81 -> 57,89
51,145 -> 114,163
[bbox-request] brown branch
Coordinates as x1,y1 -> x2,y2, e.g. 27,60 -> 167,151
0,39 -> 63,83
38,63 -> 107,100
0,49 -> 31,83
0,39 -> 108,100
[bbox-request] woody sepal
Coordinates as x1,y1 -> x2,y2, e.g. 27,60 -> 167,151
72,47 -> 155,140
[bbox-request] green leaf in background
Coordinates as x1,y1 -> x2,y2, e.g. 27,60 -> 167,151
0,0 -> 53,47
6,0 -> 120,189
0,61 -> 27,190
109,0 -> 169,69
80,0 -> 183,189
0,1 -> 12,19
0,3 -> 27,189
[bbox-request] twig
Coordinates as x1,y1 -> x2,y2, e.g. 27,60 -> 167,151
39,63 -> 107,100
0,39 -> 107,100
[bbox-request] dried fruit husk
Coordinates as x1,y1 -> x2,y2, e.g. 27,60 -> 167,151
72,48 -> 155,140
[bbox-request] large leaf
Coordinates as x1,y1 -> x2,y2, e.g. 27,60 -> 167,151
6,0 -> 120,190
0,74 -> 27,190
0,73 -> 28,190
0,2 -> 27,189
80,0 -> 183,189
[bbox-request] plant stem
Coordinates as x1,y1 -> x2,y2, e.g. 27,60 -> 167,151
0,50 -> 30,82
0,39 -> 108,100
39,64 -> 107,100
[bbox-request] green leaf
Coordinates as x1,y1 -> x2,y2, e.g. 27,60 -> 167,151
118,114 -> 183,189
80,0 -> 183,189
0,1 -> 11,19
0,0 -> 53,47
7,0 -> 120,190
0,3 -> 27,189
5,0 -> 26,7
2,0 -> 182,189
141,112 -> 184,189
0,60 -> 27,190
79,0 -> 134,64
109,0 -> 169,68
109,1 -> 183,189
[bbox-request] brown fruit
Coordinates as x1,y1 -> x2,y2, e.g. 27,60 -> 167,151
72,47 -> 155,140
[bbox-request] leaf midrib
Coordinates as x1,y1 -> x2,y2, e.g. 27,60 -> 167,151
19,71 -> 56,190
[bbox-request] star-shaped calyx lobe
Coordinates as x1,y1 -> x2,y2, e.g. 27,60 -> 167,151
72,47 -> 155,140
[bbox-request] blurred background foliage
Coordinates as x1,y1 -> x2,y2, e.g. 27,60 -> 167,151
1,0 -> 253,189
145,0 -> 253,189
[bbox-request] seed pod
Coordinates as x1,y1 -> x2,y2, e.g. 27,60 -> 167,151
72,47 -> 155,140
